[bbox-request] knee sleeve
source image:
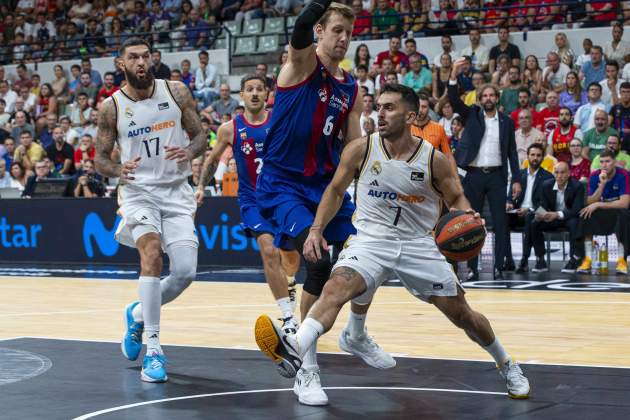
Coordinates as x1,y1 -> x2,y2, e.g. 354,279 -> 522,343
303,254 -> 333,296
161,241 -> 198,305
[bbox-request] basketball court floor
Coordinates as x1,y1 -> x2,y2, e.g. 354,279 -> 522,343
1,249 -> 630,419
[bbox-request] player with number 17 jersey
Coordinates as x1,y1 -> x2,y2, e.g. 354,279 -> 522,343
257,57 -> 359,246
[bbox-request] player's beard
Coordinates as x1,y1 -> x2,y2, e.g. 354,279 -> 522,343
124,65 -> 154,90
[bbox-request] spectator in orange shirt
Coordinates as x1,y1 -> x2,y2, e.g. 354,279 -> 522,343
411,93 -> 458,173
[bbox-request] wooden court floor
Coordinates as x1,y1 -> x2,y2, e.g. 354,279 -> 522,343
1,276 -> 629,368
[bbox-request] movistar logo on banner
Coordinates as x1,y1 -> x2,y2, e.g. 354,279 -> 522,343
82,212 -> 258,258
83,212 -> 121,257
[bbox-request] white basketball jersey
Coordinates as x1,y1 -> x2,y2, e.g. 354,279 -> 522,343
111,79 -> 191,186
354,133 -> 442,240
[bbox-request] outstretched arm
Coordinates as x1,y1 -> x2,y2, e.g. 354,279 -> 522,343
167,80 -> 208,162
277,0 -> 333,88
303,137 -> 367,261
94,98 -> 122,178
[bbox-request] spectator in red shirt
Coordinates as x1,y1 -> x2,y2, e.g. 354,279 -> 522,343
481,0 -> 508,33
375,36 -> 409,73
511,87 -> 541,129
95,72 -> 119,105
538,90 -> 561,135
585,1 -> 620,27
74,133 -> 95,171
351,0 -> 372,40
530,0 -> 561,30
12,64 -> 32,93
568,138 -> 591,182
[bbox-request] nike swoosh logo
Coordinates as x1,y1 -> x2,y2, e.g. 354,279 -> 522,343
289,222 -> 296,232
253,223 -> 262,229
238,127 -> 246,132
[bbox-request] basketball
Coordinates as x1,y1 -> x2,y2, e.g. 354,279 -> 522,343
435,210 -> 486,262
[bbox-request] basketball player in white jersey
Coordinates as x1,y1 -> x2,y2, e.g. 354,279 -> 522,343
194,75 -> 301,332
95,38 -> 207,383
254,84 -> 531,399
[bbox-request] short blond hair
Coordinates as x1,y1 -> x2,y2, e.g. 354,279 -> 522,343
318,2 -> 355,27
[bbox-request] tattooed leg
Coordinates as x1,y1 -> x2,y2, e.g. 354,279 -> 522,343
305,266 -> 367,333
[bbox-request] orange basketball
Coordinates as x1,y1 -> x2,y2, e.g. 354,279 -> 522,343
434,210 -> 486,262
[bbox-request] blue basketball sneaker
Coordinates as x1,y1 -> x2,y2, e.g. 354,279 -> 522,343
121,301 -> 143,361
141,353 -> 168,383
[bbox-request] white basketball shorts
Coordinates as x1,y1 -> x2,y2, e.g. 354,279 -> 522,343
115,181 -> 198,249
333,234 -> 463,304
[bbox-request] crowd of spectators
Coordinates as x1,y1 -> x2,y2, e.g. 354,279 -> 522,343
0,1 -> 630,273
0,1 -> 629,63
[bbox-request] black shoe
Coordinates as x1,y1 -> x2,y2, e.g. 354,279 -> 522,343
515,261 -> 529,273
531,258 -> 549,273
493,268 -> 504,280
561,259 -> 579,273
466,270 -> 479,281
501,259 -> 516,272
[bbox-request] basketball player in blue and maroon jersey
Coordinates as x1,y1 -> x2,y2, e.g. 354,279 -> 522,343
254,1 -> 393,406
195,76 -> 301,333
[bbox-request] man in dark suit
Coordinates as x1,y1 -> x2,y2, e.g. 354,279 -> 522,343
506,143 -> 554,273
531,161 -> 585,273
449,57 -> 522,280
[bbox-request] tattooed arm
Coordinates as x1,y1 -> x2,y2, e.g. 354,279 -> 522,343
165,80 -> 208,162
94,98 -> 122,178
194,120 -> 233,206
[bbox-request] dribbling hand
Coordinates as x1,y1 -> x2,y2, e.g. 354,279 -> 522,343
450,207 -> 485,227
303,228 -> 329,263
121,157 -> 141,181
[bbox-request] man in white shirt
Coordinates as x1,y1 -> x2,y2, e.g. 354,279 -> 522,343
506,143 -> 554,273
460,29 -> 489,72
599,61 -> 623,106
193,50 -> 218,108
433,35 -> 459,69
542,52 -> 570,94
0,80 -> 17,113
575,83 -> 609,131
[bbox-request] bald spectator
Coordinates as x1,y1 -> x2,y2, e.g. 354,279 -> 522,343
46,126 -> 75,176
537,91 -> 561,135
542,52 -> 571,94
515,109 -> 546,166
582,109 -> 620,161
531,161 -> 585,273
9,111 -> 34,141
202,84 -> 239,123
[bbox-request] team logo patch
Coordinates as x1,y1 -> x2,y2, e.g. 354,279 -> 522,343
370,161 -> 382,176
410,171 -> 425,181
240,132 -> 247,139
318,88 -> 327,103
124,107 -> 133,118
158,102 -> 169,111
433,283 -> 444,290
241,141 -> 253,155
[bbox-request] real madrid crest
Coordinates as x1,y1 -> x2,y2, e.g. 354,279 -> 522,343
370,161 -> 382,176
125,107 -> 133,118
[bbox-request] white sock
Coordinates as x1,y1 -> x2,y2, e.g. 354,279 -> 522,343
287,275 -> 296,285
296,318 -> 324,359
483,338 -> 510,366
287,276 -> 297,312
585,240 -> 592,258
276,297 -> 293,319
139,276 -> 162,355
346,310 -> 366,339
618,242 -> 625,260
301,339 -> 318,371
